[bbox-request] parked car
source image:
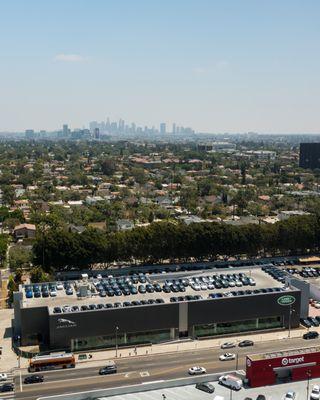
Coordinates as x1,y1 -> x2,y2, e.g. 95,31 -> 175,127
24,375 -> 44,384
0,383 -> 14,392
284,391 -> 296,400
256,396 -> 266,400
300,318 -> 312,328
239,340 -> 254,347
311,384 -> 320,400
195,382 -> 215,393
0,374 -> 7,381
188,366 -> 206,375
218,374 -> 243,390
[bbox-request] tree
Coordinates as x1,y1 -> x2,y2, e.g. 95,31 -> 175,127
101,159 -> 116,176
30,267 -> 49,283
9,246 -> 33,270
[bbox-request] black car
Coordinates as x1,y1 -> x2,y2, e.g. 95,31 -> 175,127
256,396 -> 266,400
300,318 -> 312,328
303,331 -> 319,340
0,383 -> 14,392
195,382 -> 215,393
24,375 -> 44,384
239,340 -> 254,347
99,363 -> 117,375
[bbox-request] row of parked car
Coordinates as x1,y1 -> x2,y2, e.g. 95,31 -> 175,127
262,265 -> 288,283
53,298 -> 166,313
300,316 -> 320,328
24,282 -> 74,299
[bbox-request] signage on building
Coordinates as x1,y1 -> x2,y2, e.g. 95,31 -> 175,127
281,356 -> 304,366
56,318 -> 77,329
277,295 -> 295,306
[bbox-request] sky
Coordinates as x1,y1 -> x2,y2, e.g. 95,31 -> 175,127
0,0 -> 320,133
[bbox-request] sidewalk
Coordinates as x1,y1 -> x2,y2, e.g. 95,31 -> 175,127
74,326 -> 308,369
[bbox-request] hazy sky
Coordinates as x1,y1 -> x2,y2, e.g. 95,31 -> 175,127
1,0 -> 320,133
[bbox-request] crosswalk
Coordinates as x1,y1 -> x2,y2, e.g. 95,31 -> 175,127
0,372 -> 15,399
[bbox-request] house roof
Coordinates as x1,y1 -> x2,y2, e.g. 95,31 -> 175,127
13,223 -> 36,231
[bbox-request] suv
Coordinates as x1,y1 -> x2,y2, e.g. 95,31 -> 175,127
99,361 -> 117,375
24,375 -> 44,384
195,382 -> 215,393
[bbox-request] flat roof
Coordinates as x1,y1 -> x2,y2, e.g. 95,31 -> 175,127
19,267 -> 289,312
249,346 -> 320,361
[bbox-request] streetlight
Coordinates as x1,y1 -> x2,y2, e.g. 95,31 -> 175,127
288,304 -> 295,339
115,326 -> 119,358
307,369 -> 311,400
235,353 -> 239,371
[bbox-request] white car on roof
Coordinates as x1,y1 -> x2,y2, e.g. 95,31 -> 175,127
284,391 -> 296,400
0,373 -> 7,381
219,353 -> 236,361
311,385 -> 320,400
188,366 -> 206,375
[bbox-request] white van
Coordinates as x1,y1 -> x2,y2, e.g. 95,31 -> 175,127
218,374 -> 243,390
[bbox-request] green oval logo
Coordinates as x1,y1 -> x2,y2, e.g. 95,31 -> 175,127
277,295 -> 295,306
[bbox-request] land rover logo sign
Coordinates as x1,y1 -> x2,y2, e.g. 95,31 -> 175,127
277,295 -> 295,306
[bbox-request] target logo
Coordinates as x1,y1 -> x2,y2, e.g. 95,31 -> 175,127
282,358 -> 289,366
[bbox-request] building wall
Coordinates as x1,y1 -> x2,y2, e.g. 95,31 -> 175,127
19,290 -> 301,350
299,143 -> 320,170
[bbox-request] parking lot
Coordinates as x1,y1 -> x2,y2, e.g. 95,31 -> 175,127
19,267 -> 285,314
96,377 -> 320,400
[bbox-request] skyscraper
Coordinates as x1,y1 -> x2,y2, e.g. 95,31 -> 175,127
160,123 -> 166,134
63,124 -> 69,136
94,128 -> 100,140
172,123 -> 176,134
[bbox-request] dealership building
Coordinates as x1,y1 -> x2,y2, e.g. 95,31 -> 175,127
13,267 -> 303,352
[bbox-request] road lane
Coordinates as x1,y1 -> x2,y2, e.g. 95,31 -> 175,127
14,335 -> 317,400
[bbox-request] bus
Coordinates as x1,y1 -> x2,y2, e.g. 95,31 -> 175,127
28,353 -> 76,372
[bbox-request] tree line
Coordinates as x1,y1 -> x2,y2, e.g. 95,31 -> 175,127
32,214 -> 320,271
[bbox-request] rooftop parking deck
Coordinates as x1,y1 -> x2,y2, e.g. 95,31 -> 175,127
20,267 -> 288,313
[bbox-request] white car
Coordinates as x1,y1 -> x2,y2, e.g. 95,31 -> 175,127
200,284 -> 208,290
314,303 -> 320,309
219,353 -> 236,361
221,342 -> 236,349
284,391 -> 296,400
56,282 -> 64,290
0,373 -> 7,381
188,366 -> 206,375
50,290 -> 57,297
311,385 -> 320,400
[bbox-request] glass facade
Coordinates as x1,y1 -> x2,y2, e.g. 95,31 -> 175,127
194,316 -> 283,337
72,328 -> 171,351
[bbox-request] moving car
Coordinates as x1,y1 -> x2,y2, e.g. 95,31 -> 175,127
24,375 -> 44,384
239,340 -> 254,347
195,382 -> 215,393
99,361 -> 117,375
303,331 -> 319,340
188,366 -> 206,375
218,374 -> 243,390
311,385 -> 320,400
221,342 -> 236,349
219,353 -> 236,361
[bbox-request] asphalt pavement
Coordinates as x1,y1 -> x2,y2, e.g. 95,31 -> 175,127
12,335 -> 317,400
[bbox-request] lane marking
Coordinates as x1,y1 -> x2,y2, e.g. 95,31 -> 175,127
140,371 -> 149,377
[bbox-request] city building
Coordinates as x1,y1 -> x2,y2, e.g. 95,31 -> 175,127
299,143 -> 320,170
246,347 -> 320,387
160,123 -> 166,134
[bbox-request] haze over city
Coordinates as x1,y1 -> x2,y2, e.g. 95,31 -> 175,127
1,0 -> 320,133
